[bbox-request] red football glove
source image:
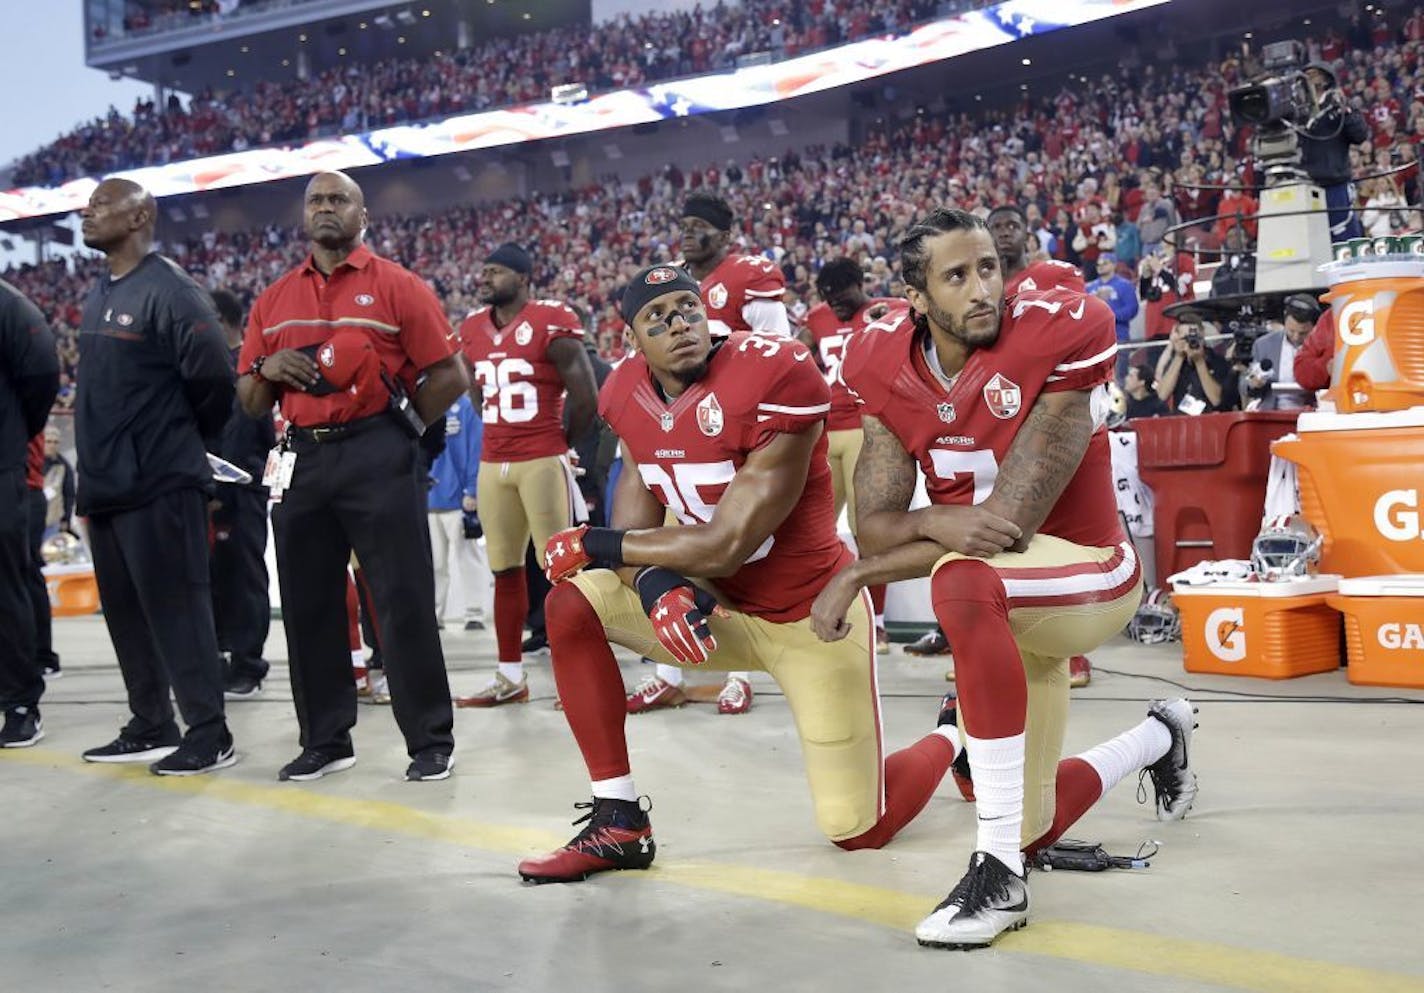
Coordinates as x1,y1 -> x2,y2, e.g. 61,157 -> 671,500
544,525 -> 626,583
634,567 -> 726,666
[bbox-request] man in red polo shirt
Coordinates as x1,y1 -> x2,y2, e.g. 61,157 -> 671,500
237,171 -> 470,783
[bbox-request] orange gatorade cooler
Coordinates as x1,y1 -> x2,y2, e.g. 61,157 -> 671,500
1321,259 -> 1424,413
1272,408 -> 1424,577
1328,575 -> 1424,689
43,563 -> 100,616
1171,576 -> 1341,678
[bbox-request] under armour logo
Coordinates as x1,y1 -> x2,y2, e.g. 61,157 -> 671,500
654,606 -> 670,620
639,836 -> 652,854
553,541 -> 565,557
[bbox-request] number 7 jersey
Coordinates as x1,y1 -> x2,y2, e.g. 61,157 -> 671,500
600,332 -> 850,622
458,299 -> 584,462
839,287 -> 1125,550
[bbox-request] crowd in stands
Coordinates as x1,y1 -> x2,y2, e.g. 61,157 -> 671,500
6,5 -> 1421,414
25,0 -> 959,188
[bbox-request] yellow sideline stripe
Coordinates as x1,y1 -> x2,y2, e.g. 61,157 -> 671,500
8,747 -> 1423,993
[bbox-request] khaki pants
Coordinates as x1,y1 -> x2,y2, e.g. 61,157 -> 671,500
934,534 -> 1143,844
825,428 -> 864,531
571,568 -> 885,841
477,455 -> 576,572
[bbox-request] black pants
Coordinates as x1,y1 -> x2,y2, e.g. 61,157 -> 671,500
272,419 -> 452,758
211,485 -> 271,680
89,488 -> 227,748
524,541 -> 552,638
25,488 -> 57,671
0,469 -> 40,712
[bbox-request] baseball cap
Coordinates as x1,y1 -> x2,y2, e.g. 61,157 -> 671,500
312,330 -> 379,393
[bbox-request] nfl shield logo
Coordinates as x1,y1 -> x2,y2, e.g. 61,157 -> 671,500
983,373 -> 1022,419
697,393 -> 724,436
660,411 -> 675,433
707,283 -> 728,310
515,321 -> 534,346
936,402 -> 956,424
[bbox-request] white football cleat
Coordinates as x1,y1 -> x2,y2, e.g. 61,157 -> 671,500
1143,698 -> 1199,821
915,852 -> 1030,949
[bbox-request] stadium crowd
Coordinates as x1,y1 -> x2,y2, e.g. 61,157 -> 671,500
5,5 -> 1420,403
23,0 -> 955,187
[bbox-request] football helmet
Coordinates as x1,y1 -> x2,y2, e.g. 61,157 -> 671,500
41,530 -> 90,566
1250,515 -> 1322,581
1127,588 -> 1181,644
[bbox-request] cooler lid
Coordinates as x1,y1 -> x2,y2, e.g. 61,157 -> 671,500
1323,259 -> 1424,285
1337,574 -> 1424,596
1171,575 -> 1341,597
1296,407 -> 1424,433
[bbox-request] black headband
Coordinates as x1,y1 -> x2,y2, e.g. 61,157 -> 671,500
485,242 -> 531,276
619,264 -> 703,326
682,197 -> 733,231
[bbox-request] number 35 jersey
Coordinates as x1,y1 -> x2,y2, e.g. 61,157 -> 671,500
459,299 -> 584,462
600,332 -> 850,622
839,288 -> 1124,550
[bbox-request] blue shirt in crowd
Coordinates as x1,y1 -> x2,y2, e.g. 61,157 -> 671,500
428,394 -> 482,512
1083,273 -> 1140,342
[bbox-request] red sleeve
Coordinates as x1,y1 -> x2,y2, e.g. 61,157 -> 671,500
538,301 -> 585,349
744,338 -> 830,450
738,257 -> 786,300
237,289 -> 270,373
395,269 -> 457,370
1294,310 -> 1335,392
1029,292 -> 1118,393
837,314 -> 907,417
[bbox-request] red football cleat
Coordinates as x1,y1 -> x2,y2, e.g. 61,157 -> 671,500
717,676 -> 753,715
626,675 -> 688,714
517,797 -> 655,884
1069,655 -> 1092,689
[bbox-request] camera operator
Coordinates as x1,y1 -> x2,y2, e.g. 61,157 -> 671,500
1210,226 -> 1257,297
1301,63 -> 1369,240
1155,317 -> 1239,414
1238,294 -> 1322,410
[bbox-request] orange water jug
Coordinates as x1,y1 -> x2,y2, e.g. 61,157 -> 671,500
1321,259 -> 1424,412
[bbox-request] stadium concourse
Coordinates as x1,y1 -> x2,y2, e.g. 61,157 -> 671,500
9,615 -> 1424,992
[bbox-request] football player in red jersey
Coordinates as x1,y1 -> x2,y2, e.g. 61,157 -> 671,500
515,264 -> 962,884
989,204 -> 1093,688
455,243 -> 597,706
800,257 -> 906,655
813,209 -> 1199,949
631,193 -> 791,715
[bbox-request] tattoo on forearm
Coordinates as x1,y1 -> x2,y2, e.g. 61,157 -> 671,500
988,395 -> 1093,534
856,417 -> 915,514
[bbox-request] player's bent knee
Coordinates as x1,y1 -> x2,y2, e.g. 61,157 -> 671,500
816,800 -> 876,846
546,581 -> 601,635
930,558 -> 1006,630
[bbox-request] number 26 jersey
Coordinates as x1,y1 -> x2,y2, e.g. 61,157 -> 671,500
600,332 -> 850,622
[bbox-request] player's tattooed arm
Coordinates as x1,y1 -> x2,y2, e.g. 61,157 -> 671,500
980,388 -> 1095,551
851,415 -> 920,556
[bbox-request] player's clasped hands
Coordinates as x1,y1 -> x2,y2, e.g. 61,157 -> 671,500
919,504 -> 1022,559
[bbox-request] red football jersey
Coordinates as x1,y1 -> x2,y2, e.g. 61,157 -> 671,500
803,297 -> 909,432
459,299 -> 584,462
600,331 -> 849,622
840,287 -> 1124,550
1005,259 -> 1086,300
694,253 -> 786,336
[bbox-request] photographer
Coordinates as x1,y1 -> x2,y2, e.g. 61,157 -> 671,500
1301,63 -> 1369,240
1238,294 -> 1321,411
1155,318 -> 1238,414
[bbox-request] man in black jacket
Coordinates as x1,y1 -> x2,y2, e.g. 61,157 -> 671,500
1302,63 -> 1369,241
75,177 -> 238,775
0,279 -> 59,748
209,288 -> 276,698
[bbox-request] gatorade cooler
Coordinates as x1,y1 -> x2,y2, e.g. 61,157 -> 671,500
1321,259 -> 1424,413
43,563 -> 100,617
1134,412 -> 1299,580
1171,576 -> 1341,678
1272,407 -> 1424,577
1328,575 -> 1424,689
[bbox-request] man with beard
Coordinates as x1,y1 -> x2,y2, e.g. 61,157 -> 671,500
455,243 -> 597,707
74,178 -> 237,774
238,171 -> 469,782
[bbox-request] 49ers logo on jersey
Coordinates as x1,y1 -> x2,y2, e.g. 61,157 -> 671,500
697,393 -> 724,436
983,373 -> 1022,419
707,283 -> 729,310
514,321 -> 534,346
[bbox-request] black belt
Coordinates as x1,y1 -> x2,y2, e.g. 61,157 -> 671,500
288,414 -> 389,445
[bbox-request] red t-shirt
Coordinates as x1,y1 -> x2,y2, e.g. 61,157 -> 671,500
458,299 -> 584,463
803,297 -> 908,431
841,288 -> 1125,551
694,253 -> 786,336
239,244 -> 455,427
600,332 -> 848,622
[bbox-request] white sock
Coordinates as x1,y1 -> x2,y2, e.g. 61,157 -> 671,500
874,613 -> 886,628
931,723 -> 962,755
964,731 -> 1026,876
350,650 -> 364,669
498,662 -> 524,683
1077,717 -> 1171,793
592,774 -> 638,802
654,663 -> 683,686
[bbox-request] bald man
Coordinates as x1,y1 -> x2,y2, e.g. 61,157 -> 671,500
238,171 -> 469,782
76,177 -> 238,775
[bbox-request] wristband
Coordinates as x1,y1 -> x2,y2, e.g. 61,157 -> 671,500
580,527 -> 626,569
247,355 -> 267,379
